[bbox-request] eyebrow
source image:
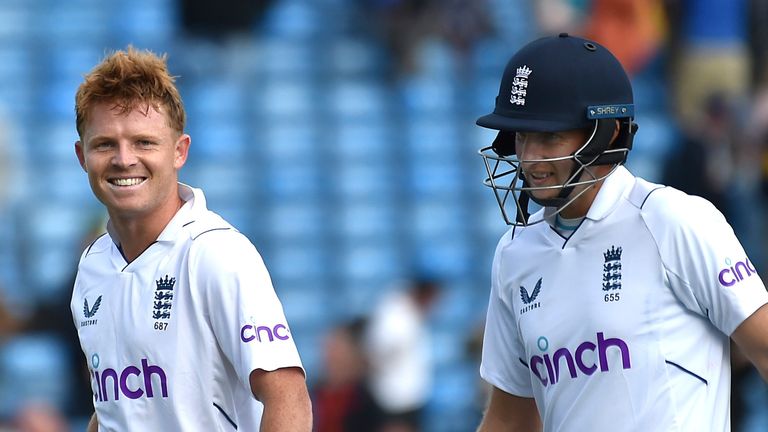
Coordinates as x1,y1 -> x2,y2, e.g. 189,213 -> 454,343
86,133 -> 163,144
84,135 -> 114,145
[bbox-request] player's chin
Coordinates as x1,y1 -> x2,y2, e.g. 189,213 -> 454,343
528,189 -> 559,202
101,195 -> 149,216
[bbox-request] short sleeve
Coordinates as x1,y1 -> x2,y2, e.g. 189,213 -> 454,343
480,232 -> 535,397
643,190 -> 768,336
190,231 -> 303,392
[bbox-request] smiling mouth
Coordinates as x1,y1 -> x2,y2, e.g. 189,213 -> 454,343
108,177 -> 147,187
526,172 -> 553,182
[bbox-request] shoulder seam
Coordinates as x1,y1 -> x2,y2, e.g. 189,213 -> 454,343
192,227 -> 233,241
85,233 -> 108,257
640,186 -> 666,210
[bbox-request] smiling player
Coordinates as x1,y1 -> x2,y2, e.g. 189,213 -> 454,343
475,34 -> 768,431
71,47 -> 311,431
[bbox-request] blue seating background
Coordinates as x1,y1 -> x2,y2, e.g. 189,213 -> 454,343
0,0 -> 677,430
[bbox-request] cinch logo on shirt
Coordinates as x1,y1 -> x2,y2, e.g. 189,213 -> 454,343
529,332 -> 631,387
240,323 -> 290,343
91,358 -> 169,402
718,257 -> 756,287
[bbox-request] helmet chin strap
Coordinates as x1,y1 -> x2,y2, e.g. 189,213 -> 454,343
521,164 -> 604,222
515,187 -> 531,224
521,161 -> 584,209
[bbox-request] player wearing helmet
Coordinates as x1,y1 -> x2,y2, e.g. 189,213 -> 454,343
477,33 -> 637,226
475,34 -> 768,431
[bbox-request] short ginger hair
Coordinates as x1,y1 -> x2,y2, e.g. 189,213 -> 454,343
75,46 -> 186,137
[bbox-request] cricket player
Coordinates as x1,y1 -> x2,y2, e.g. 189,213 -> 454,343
475,33 -> 768,431
71,47 -> 312,431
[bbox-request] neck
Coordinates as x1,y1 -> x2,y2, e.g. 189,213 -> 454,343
110,196 -> 184,263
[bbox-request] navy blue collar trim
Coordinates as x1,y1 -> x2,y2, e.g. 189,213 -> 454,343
85,233 -> 108,257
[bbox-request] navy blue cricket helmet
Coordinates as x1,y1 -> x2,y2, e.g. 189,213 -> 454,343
477,33 -> 638,225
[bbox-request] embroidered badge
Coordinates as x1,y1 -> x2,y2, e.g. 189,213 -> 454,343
81,295 -> 102,327
602,246 -> 622,291
520,277 -> 542,314
153,275 -> 175,321
510,65 -> 532,106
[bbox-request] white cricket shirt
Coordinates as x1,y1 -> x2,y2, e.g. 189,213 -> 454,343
480,166 -> 768,431
71,184 -> 303,431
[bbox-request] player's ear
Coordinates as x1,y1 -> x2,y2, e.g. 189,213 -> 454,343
173,133 -> 191,170
75,140 -> 87,172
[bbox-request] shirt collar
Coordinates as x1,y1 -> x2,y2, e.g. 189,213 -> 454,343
156,183 -> 206,242
584,165 -> 634,221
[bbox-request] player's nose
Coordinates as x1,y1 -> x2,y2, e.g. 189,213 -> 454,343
111,141 -> 139,167
516,138 -> 547,163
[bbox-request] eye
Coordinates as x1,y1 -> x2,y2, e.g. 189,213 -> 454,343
93,141 -> 114,150
137,139 -> 155,147
545,133 -> 562,141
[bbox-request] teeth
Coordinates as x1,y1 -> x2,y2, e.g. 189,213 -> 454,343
112,178 -> 144,186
